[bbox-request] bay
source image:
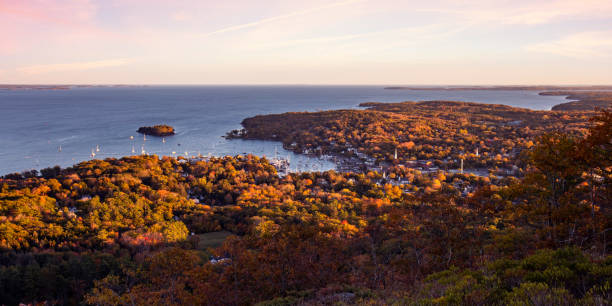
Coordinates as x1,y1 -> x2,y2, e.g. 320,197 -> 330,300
0,85 -> 569,174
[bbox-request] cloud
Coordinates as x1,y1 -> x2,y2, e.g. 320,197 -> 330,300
503,0 -> 612,25
17,59 -> 131,75
525,31 -> 612,58
0,0 -> 97,26
171,11 -> 192,22
417,0 -> 612,25
248,23 -> 463,53
200,0 -> 365,37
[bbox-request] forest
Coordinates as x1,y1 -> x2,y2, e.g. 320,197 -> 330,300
0,108 -> 610,305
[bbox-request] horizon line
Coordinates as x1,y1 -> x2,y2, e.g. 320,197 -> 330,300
2,83 -> 612,87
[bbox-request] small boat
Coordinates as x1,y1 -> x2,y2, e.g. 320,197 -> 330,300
130,135 -> 134,140
96,145 -> 100,152
162,138 -> 166,143
91,149 -> 96,158
131,145 -> 135,154
58,145 -> 62,152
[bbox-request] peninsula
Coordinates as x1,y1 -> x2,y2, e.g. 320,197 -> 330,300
227,100 -> 596,174
540,91 -> 612,111
384,85 -> 612,91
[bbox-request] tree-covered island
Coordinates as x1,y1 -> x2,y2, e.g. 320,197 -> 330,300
136,125 -> 175,137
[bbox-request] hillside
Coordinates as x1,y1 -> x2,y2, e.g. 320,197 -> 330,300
1,107 -> 610,304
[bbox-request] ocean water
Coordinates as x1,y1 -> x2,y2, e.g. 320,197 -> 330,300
0,86 -> 569,175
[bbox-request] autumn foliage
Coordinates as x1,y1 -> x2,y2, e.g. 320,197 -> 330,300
0,110 -> 610,305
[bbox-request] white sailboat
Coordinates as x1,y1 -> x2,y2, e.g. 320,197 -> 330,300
96,144 -> 100,152
58,145 -> 62,152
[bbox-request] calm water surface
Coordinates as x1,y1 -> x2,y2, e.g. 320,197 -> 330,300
0,86 -> 569,174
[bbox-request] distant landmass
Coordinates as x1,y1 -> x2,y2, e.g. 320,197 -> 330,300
0,84 -> 72,90
0,84 -> 145,90
382,86 -> 612,111
384,85 -> 612,91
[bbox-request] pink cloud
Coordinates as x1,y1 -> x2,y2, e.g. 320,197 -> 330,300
0,0 -> 98,55
17,58 -> 131,75
200,0 -> 365,37
0,0 -> 129,56
413,0 -> 612,25
1,0 -> 611,84
0,0 -> 97,26
526,31 -> 612,58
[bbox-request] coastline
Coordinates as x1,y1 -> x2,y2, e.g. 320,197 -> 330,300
0,86 -> 589,174
226,100 -> 598,179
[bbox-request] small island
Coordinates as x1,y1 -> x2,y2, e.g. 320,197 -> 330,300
137,125 -> 175,136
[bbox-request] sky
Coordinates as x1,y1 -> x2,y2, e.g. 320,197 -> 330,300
1,0 -> 611,85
